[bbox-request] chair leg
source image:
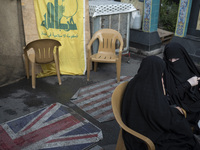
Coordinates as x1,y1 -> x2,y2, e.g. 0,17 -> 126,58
94,62 -> 97,72
31,62 -> 36,89
24,54 -> 30,79
116,61 -> 121,83
116,128 -> 126,150
87,58 -> 90,81
54,54 -> 62,85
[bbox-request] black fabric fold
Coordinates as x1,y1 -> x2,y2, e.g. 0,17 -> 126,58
122,56 -> 200,150
163,42 -> 200,125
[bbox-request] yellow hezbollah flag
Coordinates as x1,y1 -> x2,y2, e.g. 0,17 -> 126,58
34,0 -> 86,76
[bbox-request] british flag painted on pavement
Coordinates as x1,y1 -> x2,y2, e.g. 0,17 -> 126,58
0,103 -> 103,150
71,76 -> 132,122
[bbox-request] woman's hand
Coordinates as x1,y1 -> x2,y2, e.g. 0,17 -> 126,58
187,76 -> 199,86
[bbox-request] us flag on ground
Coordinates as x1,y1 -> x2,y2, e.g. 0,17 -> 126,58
0,103 -> 103,150
71,76 -> 132,122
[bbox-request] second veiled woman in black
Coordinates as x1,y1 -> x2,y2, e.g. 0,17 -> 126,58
122,56 -> 200,150
163,42 -> 200,133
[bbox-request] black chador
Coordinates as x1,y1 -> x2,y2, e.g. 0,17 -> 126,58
163,42 -> 200,130
122,56 -> 200,150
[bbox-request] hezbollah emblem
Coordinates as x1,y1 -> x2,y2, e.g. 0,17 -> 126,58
41,0 -> 78,31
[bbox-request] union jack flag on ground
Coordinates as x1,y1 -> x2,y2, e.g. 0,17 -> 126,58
0,103 -> 103,150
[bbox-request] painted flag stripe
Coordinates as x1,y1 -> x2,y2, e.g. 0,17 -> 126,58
77,76 -> 130,95
74,82 -> 120,105
0,115 -> 80,149
78,93 -> 112,110
88,101 -> 112,115
71,76 -> 132,122
78,76 -> 130,96
22,103 -> 57,131
47,133 -> 98,143
95,108 -> 114,120
73,76 -> 131,103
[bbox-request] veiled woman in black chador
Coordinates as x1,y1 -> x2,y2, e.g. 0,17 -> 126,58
122,56 -> 200,150
163,42 -> 200,133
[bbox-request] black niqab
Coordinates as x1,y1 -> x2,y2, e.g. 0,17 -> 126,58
163,42 -> 200,119
164,42 -> 199,84
122,56 -> 200,150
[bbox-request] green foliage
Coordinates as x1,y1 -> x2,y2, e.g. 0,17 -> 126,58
159,0 -> 179,32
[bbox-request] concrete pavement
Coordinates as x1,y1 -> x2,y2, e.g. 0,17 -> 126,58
0,51 -> 161,149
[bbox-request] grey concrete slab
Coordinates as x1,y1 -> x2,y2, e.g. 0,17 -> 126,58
0,53 -> 145,149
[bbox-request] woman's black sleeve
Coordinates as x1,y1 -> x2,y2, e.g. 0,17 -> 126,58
176,81 -> 191,99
